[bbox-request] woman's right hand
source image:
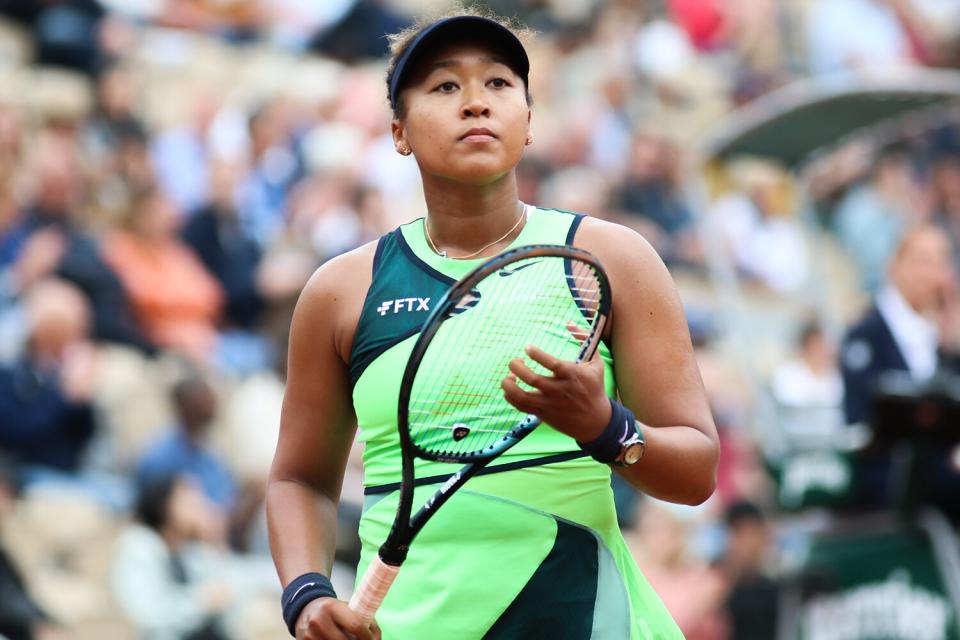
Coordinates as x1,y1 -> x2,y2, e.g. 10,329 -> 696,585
296,598 -> 381,640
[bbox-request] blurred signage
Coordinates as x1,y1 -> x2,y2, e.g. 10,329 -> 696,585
792,524 -> 959,640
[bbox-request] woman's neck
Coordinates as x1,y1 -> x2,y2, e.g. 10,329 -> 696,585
421,174 -> 523,258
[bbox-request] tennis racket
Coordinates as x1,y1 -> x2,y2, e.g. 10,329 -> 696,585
348,244 -> 612,623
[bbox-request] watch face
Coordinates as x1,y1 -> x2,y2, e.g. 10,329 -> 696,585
622,442 -> 644,465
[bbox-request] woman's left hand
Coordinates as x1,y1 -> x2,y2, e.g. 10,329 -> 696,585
501,343 -> 611,442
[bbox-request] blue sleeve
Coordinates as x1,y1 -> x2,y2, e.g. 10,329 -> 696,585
0,366 -> 94,468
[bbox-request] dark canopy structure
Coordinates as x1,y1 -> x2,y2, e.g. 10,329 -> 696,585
702,68 -> 960,168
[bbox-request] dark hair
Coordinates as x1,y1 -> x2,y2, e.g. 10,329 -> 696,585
171,375 -> 211,408
724,500 -> 765,529
135,473 -> 179,531
385,8 -> 534,119
870,143 -> 911,179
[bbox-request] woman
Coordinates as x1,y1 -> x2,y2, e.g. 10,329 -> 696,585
267,10 -> 719,640
102,185 -> 224,362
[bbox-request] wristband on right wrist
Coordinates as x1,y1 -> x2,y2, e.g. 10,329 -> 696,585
576,398 -> 637,464
281,572 -> 337,637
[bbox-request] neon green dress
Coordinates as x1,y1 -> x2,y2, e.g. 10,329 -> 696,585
349,207 -> 683,639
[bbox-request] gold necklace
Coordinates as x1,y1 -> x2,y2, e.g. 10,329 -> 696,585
425,204 -> 527,260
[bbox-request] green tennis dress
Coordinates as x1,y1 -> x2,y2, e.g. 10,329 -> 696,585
349,206 -> 683,639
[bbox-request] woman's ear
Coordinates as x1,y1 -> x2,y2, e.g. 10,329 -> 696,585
392,120 -> 411,156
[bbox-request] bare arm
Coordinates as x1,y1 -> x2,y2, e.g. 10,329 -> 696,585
266,247 -> 380,640
587,219 -> 719,505
266,261 -> 357,585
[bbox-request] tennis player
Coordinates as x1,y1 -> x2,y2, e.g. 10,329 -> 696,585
267,9 -> 719,640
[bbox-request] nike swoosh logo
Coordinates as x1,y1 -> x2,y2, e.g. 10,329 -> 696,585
498,261 -> 541,277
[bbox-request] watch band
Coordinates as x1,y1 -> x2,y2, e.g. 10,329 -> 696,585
577,399 -> 640,465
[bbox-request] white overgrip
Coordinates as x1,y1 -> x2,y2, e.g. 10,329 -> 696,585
348,555 -> 400,623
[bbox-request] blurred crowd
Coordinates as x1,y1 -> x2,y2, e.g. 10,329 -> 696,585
0,1 -> 959,639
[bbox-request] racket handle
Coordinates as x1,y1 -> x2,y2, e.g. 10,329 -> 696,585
348,555 -> 400,623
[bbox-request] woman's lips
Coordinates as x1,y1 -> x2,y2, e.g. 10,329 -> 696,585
460,128 -> 497,143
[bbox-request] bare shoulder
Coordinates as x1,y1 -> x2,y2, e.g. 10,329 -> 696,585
572,216 -> 675,298
295,240 -> 380,362
302,240 -> 379,296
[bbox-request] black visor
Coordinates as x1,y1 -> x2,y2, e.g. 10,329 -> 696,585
387,15 -> 530,113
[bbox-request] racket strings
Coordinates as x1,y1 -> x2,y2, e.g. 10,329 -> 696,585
408,256 -> 605,458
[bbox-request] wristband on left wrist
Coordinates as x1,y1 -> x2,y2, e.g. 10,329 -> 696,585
576,398 -> 643,466
281,572 -> 338,637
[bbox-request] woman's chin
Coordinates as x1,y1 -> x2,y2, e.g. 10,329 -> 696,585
428,162 -> 515,186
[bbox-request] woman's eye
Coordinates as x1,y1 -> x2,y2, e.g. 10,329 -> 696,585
490,78 -> 508,88
436,81 -> 458,92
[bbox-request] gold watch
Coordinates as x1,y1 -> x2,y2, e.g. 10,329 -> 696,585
614,422 -> 646,467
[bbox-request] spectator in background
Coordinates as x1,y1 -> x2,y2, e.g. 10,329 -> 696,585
833,144 -> 927,292
627,500 -> 728,640
585,72 -> 633,175
3,135 -> 152,351
102,185 -> 224,362
137,376 -> 263,551
89,124 -> 159,229
137,377 -> 236,513
286,173 -> 370,264
149,0 -> 261,41
841,224 -> 956,424
112,472 -> 233,640
308,0 -> 410,61
0,280 -> 95,480
806,0 -> 915,75
667,0 -> 725,51
841,225 -> 958,509
181,159 -> 263,331
712,159 -> 810,294
236,98 -> 303,248
83,62 -> 147,170
770,320 -> 845,444
900,0 -> 960,65
722,0 -> 788,101
151,90 -> 220,216
0,456 -> 70,640
612,130 -> 700,267
0,0 -> 106,75
717,501 -> 780,640
82,62 -> 158,227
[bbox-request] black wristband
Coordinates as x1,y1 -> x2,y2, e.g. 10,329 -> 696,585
577,398 -> 636,464
281,572 -> 338,637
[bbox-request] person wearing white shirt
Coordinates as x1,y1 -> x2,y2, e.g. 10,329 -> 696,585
772,321 -> 845,447
840,224 -> 957,509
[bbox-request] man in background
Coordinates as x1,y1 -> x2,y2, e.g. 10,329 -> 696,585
841,224 -> 959,512
841,224 -> 956,424
0,279 -> 96,479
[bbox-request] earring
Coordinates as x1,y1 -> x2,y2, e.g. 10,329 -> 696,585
525,135 -> 533,146
397,144 -> 411,156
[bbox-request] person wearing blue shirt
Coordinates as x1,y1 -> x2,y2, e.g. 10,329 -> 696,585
137,376 -> 237,511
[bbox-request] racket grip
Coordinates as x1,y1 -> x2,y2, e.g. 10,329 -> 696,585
348,555 -> 400,623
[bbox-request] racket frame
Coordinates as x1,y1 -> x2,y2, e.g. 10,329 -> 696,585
350,244 -> 611,617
